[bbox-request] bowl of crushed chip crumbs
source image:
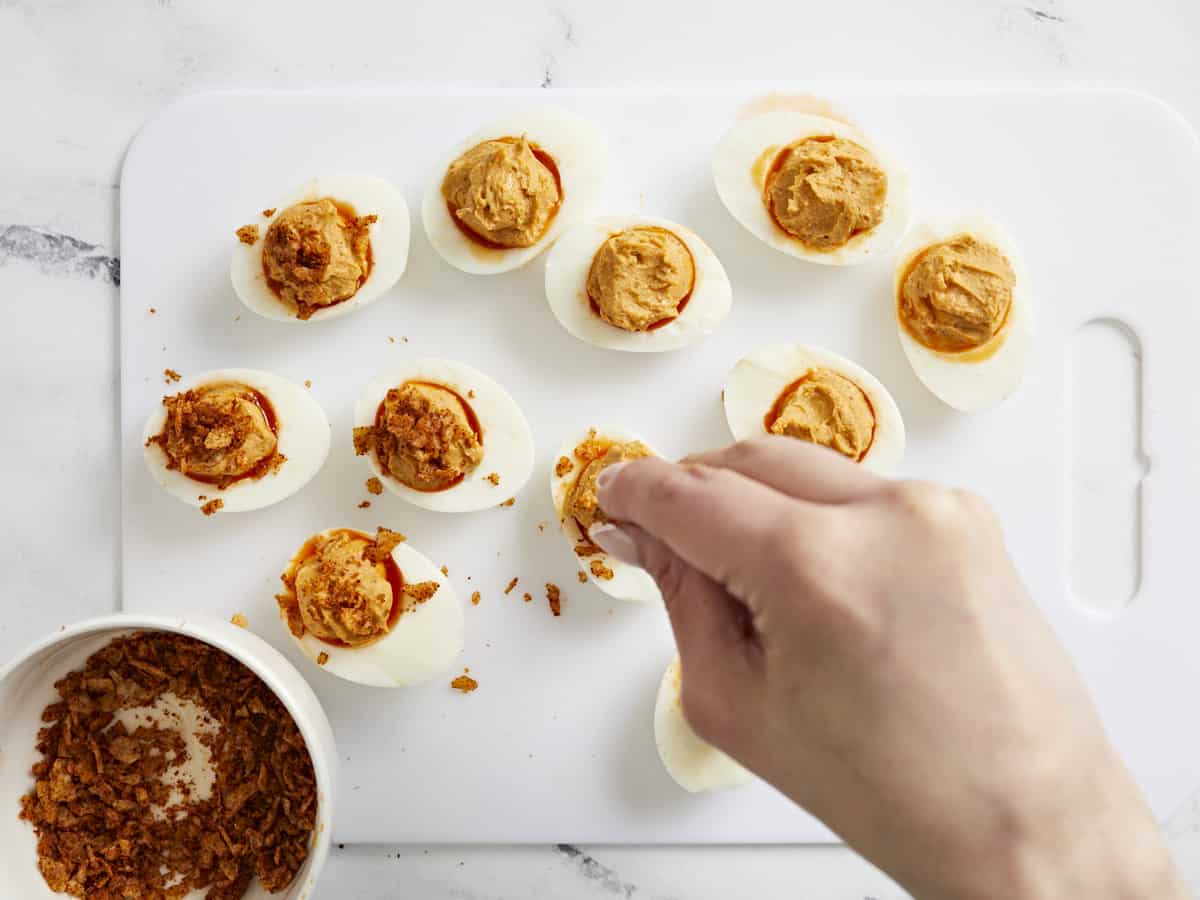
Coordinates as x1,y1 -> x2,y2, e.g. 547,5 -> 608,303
0,614 -> 336,900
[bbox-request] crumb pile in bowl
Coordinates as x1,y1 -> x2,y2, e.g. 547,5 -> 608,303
19,632 -> 317,899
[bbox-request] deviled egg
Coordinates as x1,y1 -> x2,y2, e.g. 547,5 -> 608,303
550,426 -> 661,604
142,368 -> 330,514
353,358 -> 534,513
894,219 -> 1033,412
276,527 -> 463,687
713,110 -> 909,265
422,108 -> 606,275
724,344 -> 905,474
543,215 -> 732,351
231,174 -> 410,322
654,656 -> 752,793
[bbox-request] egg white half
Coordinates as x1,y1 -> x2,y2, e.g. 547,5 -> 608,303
894,218 -> 1034,413
282,532 -> 463,688
354,358 -> 535,513
543,215 -> 733,352
142,368 -> 331,513
422,108 -> 607,275
654,656 -> 753,793
723,344 -> 905,475
231,174 -> 410,323
549,425 -> 662,604
712,111 -> 910,266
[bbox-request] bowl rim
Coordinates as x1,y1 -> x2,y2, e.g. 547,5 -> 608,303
0,612 -> 335,899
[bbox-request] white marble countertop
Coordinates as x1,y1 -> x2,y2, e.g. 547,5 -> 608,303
4,1 -> 1200,896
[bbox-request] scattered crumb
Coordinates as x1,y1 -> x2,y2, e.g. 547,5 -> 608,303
366,527 -> 406,563
440,565 -> 449,576
236,224 -> 259,245
471,591 -> 481,606
230,612 -> 249,629
467,389 -> 475,398
402,581 -> 440,608
200,498 -> 223,516
589,559 -> 615,581
522,592 -> 532,603
499,497 -> 515,508
451,672 -> 479,694
574,540 -> 601,558
262,207 -> 276,218
317,652 -> 329,666
163,368 -> 181,383
577,571 -> 588,583
546,583 -> 562,617
484,472 -> 500,486
357,501 -> 371,509
234,315 -> 240,321
555,456 -> 573,477
388,336 -> 395,344
504,577 -> 518,595
148,307 -> 156,315
197,495 -> 207,501
537,522 -> 546,533
366,477 -> 383,496
304,379 -> 312,389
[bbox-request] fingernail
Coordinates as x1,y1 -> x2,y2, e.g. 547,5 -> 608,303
595,461 -> 628,494
589,523 -> 639,566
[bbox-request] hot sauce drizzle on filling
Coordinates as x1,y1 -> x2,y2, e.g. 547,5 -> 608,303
150,382 -> 283,488
585,226 -> 696,332
261,198 -> 375,319
764,371 -> 877,463
366,381 -> 484,493
278,528 -> 407,649
445,137 -> 564,250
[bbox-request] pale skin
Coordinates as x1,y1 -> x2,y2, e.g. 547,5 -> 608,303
590,437 -> 1188,900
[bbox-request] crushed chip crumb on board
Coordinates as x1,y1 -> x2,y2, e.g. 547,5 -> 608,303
546,583 -> 562,617
451,671 -> 479,693
504,577 -> 518,595
440,565 -> 449,576
235,223 -> 259,245
304,379 -> 312,388
576,571 -> 588,583
230,612 -> 248,629
523,592 -> 532,603
499,497 -> 515,508
366,477 -> 383,495
317,651 -> 329,666
471,591 -> 481,606
262,207 -> 276,217
589,559 -> 615,581
163,368 -> 181,383
485,472 -> 500,486
555,456 -> 573,477
200,498 -> 223,516
357,500 -> 371,509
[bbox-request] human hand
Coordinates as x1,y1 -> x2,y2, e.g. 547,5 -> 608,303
591,437 -> 1186,900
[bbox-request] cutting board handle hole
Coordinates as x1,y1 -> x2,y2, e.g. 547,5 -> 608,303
1065,318 -> 1146,616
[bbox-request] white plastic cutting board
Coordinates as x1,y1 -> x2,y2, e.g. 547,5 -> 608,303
120,87 -> 1200,844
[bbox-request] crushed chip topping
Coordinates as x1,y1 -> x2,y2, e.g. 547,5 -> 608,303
19,632 -> 317,899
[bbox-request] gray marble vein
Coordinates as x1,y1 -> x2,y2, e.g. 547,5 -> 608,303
0,224 -> 119,285
556,845 -> 639,898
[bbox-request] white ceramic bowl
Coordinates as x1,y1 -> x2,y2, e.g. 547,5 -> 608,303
0,614 -> 337,900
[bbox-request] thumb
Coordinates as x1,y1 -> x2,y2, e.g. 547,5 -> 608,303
591,522 -> 760,745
